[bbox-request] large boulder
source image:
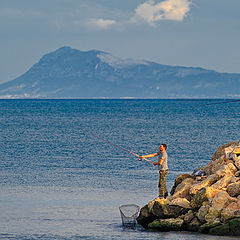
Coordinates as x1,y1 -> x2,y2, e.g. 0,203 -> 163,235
185,217 -> 201,232
202,218 -> 240,236
171,178 -> 195,200
204,191 -> 236,223
211,141 -> 238,161
198,222 -> 221,234
229,218 -> 240,236
148,218 -> 184,231
208,223 -> 230,236
211,175 -> 234,190
152,199 -> 189,218
189,174 -> 221,195
227,182 -> 240,197
184,210 -> 195,223
235,159 -> 240,170
221,200 -> 240,222
201,142 -> 238,175
136,204 -> 157,229
196,204 -> 209,223
190,187 -> 220,209
169,197 -> 191,209
170,174 -> 194,195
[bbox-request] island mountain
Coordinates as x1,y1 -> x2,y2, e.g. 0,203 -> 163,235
0,46 -> 239,98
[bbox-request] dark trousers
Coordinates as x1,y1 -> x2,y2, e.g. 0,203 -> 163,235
158,170 -> 168,198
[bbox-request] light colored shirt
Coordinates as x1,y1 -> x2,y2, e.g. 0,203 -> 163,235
158,151 -> 168,171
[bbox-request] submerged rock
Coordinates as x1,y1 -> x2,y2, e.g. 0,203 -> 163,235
137,140 -> 240,236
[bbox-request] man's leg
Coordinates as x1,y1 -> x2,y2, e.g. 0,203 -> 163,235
158,170 -> 168,198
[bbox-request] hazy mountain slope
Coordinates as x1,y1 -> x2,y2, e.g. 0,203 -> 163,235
0,46 -> 239,98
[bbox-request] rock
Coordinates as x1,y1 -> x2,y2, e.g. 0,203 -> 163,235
152,200 -> 189,219
190,188 -> 208,209
196,204 -> 209,223
184,210 -> 195,223
196,176 -> 206,181
137,140 -> 240,236
169,197 -> 191,209
172,178 -> 195,199
230,176 -> 240,183
136,204 -> 157,229
170,174 -> 194,195
205,209 -> 221,224
235,159 -> 240,170
233,146 -> 240,155
227,182 -> 240,197
190,174 -> 221,195
185,217 -> 201,232
201,156 -> 226,175
190,187 -> 220,209
235,170 -> 240,177
205,191 -> 237,224
198,221 -> 221,234
208,223 -> 230,236
229,218 -> 240,236
148,198 -> 169,212
211,141 -> 237,161
211,175 -> 234,190
227,162 -> 238,173
221,201 -> 240,222
216,165 -> 235,178
148,218 -> 184,231
211,191 -> 236,211
201,142 -> 238,176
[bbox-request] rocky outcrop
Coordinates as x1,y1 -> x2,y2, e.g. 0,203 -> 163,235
137,140 -> 240,236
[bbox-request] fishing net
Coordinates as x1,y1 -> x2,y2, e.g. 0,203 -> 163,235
119,204 -> 140,228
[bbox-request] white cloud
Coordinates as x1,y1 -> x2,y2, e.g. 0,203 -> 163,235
132,0 -> 192,25
88,18 -> 117,30
0,1 -> 192,33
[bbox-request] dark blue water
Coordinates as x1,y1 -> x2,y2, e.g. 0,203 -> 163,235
0,99 -> 239,239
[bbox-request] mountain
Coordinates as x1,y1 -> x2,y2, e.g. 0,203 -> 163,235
0,46 -> 240,98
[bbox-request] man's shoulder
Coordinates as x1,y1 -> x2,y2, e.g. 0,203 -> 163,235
158,151 -> 167,156
163,151 -> 168,157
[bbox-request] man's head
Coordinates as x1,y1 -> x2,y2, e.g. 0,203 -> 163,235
160,144 -> 167,152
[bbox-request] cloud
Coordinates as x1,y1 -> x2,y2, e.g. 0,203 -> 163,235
87,18 -> 117,30
0,1 -> 192,34
131,0 -> 192,25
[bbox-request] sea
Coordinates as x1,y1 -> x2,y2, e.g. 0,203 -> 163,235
0,99 -> 239,240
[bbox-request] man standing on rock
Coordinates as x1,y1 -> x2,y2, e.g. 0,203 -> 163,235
139,144 -> 168,198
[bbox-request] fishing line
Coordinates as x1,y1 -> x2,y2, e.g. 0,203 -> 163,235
83,100 -> 240,165
86,132 -> 153,164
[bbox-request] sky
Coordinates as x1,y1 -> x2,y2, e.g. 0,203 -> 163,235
0,0 -> 239,84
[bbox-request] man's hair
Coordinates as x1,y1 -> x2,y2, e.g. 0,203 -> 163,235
161,144 -> 167,150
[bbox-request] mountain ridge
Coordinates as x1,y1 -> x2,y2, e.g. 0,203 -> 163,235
0,46 -> 239,99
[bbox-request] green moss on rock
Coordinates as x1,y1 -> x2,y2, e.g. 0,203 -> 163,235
198,222 -> 221,234
191,188 -> 208,209
148,218 -> 184,231
229,218 -> 240,236
209,224 -> 230,236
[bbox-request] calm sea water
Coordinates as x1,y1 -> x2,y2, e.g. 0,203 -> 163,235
0,99 -> 239,240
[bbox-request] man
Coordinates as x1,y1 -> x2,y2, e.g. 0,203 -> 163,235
139,144 -> 168,198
